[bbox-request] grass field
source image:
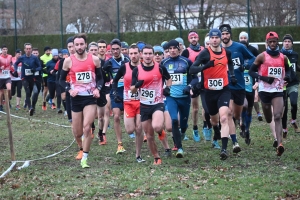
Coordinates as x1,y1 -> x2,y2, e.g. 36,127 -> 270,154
1,92 -> 300,199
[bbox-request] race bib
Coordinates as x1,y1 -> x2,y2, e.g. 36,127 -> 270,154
17,67 -> 22,73
268,67 -> 282,79
291,63 -> 296,72
75,71 -> 92,83
171,73 -> 183,85
25,69 -> 33,76
34,71 -> 39,76
140,88 -> 155,101
244,75 -> 251,85
128,90 -> 139,100
0,70 -> 10,78
208,78 -> 223,90
232,57 -> 241,69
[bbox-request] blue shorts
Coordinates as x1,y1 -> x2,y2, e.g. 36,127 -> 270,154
164,99 -> 168,111
110,86 -> 124,111
166,96 -> 191,129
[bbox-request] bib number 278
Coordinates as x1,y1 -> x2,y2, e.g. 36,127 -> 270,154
76,71 -> 92,83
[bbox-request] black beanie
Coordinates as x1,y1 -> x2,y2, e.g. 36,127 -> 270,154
66,36 -> 74,45
168,39 -> 180,50
219,24 -> 232,35
44,46 -> 51,52
283,34 -> 293,44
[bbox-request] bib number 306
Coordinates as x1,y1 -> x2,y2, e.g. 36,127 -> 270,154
76,71 -> 92,83
208,78 -> 223,90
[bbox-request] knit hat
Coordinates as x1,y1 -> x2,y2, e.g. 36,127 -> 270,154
44,46 -> 51,52
66,36 -> 74,45
266,31 -> 279,40
209,28 -> 221,38
283,34 -> 293,44
175,37 -> 184,44
153,45 -> 164,53
204,36 -> 210,45
136,41 -> 146,51
168,39 -> 180,50
121,41 -> 129,49
61,49 -> 68,54
219,24 -> 232,34
15,49 -> 21,53
239,31 -> 248,40
51,49 -> 58,56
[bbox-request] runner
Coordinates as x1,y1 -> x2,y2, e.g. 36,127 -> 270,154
161,39 -> 194,158
131,44 -> 172,165
181,30 -> 205,142
280,34 -> 300,136
40,46 -> 52,110
249,31 -> 291,156
13,43 -> 42,116
102,39 -> 130,154
11,49 -> 22,110
0,45 -> 13,111
31,48 -> 43,112
59,33 -> 103,168
113,44 -> 146,162
190,28 -> 236,160
219,24 -> 255,153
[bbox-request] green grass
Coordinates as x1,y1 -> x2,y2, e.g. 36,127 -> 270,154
1,94 -> 300,199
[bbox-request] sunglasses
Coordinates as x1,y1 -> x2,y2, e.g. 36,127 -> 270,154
154,52 -> 163,56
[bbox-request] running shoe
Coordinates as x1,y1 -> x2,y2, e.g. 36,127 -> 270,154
283,131 -> 288,139
276,143 -> 285,156
29,108 -> 34,116
176,148 -> 184,158
23,102 -> 27,109
143,135 -> 147,142
212,140 -> 221,149
42,102 -> 47,111
51,103 -> 56,109
245,131 -> 251,145
172,145 -> 178,151
180,132 -> 186,141
193,130 -> 200,142
16,105 -> 20,110
233,143 -> 241,153
158,130 -> 166,141
81,158 -> 90,168
202,127 -> 207,138
183,135 -> 189,140
153,158 -> 162,165
205,128 -> 212,141
290,121 -> 300,133
57,109 -> 63,114
0,105 -> 3,111
220,149 -> 228,160
163,149 -> 172,157
64,110 -> 67,116
257,113 -> 263,121
129,133 -> 135,139
76,150 -> 83,160
136,156 -> 146,163
116,143 -> 126,154
99,135 -> 107,145
273,139 -> 278,148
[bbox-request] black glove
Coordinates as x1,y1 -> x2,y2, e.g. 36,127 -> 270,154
183,85 -> 191,95
202,60 -> 215,70
163,87 -> 171,96
31,68 -> 36,73
114,95 -> 123,103
230,75 -> 237,85
259,76 -> 275,84
135,80 -> 144,88
13,71 -> 18,77
284,76 -> 291,83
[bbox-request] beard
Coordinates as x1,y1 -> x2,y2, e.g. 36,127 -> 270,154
222,37 -> 231,44
76,49 -> 85,55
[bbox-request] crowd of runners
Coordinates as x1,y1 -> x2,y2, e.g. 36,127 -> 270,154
0,24 -> 299,168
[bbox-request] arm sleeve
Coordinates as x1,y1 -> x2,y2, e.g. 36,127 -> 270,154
249,64 -> 259,79
242,47 -> 255,69
160,65 -> 171,80
59,70 -> 70,91
226,49 -> 234,76
189,49 -> 210,74
131,67 -> 138,86
95,67 -> 104,90
284,57 -> 291,78
112,65 -> 126,92
14,57 -> 21,71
